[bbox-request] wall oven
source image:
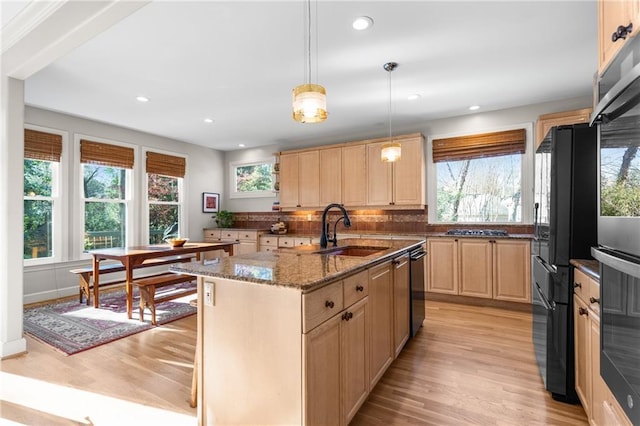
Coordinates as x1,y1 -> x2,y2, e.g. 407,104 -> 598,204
591,32 -> 640,425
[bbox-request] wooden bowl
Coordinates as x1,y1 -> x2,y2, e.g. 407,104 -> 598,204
166,238 -> 188,247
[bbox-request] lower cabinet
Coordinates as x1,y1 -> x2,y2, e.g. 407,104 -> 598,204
203,228 -> 262,256
393,254 -> 410,357
368,261 -> 394,389
427,237 -> 531,303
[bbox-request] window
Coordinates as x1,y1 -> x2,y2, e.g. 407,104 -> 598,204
146,151 -> 185,244
429,127 -> 532,224
80,139 -> 134,250
229,159 -> 274,198
23,129 -> 62,262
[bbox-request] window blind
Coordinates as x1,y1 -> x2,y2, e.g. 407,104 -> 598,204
146,151 -> 186,178
432,128 -> 526,163
80,139 -> 134,169
24,129 -> 62,162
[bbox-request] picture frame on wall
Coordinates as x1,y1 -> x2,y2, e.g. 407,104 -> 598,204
202,192 -> 220,213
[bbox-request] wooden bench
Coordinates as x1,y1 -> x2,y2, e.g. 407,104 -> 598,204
70,255 -> 195,306
133,273 -> 196,325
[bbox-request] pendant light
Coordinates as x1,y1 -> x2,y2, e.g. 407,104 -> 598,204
292,0 -> 327,123
381,62 -> 401,162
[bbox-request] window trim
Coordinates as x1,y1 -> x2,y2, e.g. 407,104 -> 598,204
228,158 -> 276,199
23,125 -> 67,266
142,148 -> 187,244
76,134 -> 136,259
427,122 -> 534,225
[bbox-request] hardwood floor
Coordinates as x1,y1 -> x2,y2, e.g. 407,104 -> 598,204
1,300 -> 588,425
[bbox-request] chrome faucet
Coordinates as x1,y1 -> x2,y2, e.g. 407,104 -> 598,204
320,203 -> 351,248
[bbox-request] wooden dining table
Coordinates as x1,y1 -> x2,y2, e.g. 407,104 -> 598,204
89,242 -> 235,319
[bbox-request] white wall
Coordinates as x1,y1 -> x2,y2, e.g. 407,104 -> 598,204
23,107 -> 225,302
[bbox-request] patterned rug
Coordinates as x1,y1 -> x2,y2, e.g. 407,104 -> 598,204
23,282 -> 197,355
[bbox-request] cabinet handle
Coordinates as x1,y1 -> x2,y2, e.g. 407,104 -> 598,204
356,285 -> 364,292
590,297 -> 600,305
612,22 -> 633,42
392,260 -> 400,265
578,307 -> 589,316
325,300 -> 335,309
573,282 -> 582,289
342,311 -> 354,321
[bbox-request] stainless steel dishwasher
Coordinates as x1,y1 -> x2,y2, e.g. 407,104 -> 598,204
409,245 -> 426,337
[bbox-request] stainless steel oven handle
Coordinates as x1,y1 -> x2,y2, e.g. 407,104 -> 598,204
592,247 -> 640,279
591,59 -> 640,125
534,282 -> 554,311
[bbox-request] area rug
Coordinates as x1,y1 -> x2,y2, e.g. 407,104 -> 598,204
23,282 -> 197,355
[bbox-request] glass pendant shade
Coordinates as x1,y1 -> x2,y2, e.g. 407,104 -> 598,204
381,141 -> 401,162
292,83 -> 327,123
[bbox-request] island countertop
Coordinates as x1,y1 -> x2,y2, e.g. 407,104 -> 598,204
169,238 -> 424,292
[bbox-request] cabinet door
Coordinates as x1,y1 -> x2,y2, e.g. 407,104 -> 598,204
368,261 -> 393,388
590,310 -> 606,426
574,294 -> 591,418
319,147 -> 342,205
427,238 -> 458,294
298,151 -> 320,208
279,153 -> 299,208
458,239 -> 493,299
393,137 -> 424,206
393,254 -> 410,357
598,0 -> 633,72
342,145 -> 367,206
341,297 -> 369,424
493,239 -> 531,303
366,142 -> 392,206
236,241 -> 257,255
304,314 -> 341,426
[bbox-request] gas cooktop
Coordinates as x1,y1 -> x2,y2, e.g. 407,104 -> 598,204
445,229 -> 509,236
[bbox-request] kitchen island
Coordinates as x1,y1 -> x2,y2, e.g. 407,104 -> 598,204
170,237 -> 424,426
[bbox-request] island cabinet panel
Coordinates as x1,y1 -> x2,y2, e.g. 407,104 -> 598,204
458,239 -> 493,299
319,147 -> 342,205
341,297 -> 369,424
368,261 -> 394,388
341,144 -> 367,206
427,238 -> 459,294
199,277 -> 302,425
393,254 -> 411,357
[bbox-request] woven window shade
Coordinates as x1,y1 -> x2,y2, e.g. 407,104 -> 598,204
146,151 -> 186,178
80,139 -> 134,169
24,129 -> 62,162
432,128 -> 526,163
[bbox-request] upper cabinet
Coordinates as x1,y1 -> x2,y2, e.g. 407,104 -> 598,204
535,108 -> 593,151
279,133 -> 425,210
598,0 -> 640,73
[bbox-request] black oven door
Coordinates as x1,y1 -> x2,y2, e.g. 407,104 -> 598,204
592,247 -> 640,425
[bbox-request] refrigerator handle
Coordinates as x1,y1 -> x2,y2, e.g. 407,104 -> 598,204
534,202 -> 539,239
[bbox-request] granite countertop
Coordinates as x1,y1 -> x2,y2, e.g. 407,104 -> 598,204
570,259 -> 600,281
170,238 -> 424,292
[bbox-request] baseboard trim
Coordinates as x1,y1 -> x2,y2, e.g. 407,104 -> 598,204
425,292 -> 532,313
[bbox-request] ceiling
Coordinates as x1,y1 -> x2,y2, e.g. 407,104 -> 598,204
5,1 -> 597,151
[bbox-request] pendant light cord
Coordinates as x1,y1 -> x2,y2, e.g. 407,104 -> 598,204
384,62 -> 397,141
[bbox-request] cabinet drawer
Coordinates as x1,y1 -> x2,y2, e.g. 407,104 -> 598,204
204,229 -> 221,240
295,238 -> 312,247
259,236 -> 278,247
303,281 -> 344,333
278,237 -> 296,248
239,230 -> 258,241
220,230 -> 239,240
260,246 -> 277,252
343,270 -> 369,307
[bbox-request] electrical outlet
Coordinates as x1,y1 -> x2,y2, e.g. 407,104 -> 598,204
204,281 -> 214,306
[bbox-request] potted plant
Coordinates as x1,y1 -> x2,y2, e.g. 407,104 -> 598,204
214,210 -> 234,228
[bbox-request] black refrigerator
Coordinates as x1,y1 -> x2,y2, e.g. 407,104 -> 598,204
531,123 -> 597,402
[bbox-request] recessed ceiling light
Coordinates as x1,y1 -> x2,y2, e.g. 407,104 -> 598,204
469,105 -> 480,111
136,96 -> 149,102
238,143 -> 246,148
204,118 -> 214,123
408,93 -> 422,101
352,16 -> 373,30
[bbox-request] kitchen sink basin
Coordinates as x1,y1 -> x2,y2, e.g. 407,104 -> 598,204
315,246 -> 388,257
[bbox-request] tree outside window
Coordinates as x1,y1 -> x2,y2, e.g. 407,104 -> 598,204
24,159 -> 55,259
148,173 -> 181,244
230,160 -> 274,198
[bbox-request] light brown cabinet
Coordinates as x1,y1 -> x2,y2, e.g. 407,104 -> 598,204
341,144 -> 367,206
279,151 -> 320,208
573,268 -> 633,426
319,147 -> 342,205
368,261 -> 394,389
393,254 -> 410,357
203,228 -> 261,256
598,0 -> 640,73
427,237 -> 531,303
535,108 -> 592,150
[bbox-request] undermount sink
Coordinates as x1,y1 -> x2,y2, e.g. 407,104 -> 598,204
314,246 -> 388,257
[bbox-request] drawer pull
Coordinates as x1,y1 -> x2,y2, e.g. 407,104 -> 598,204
578,307 -> 589,316
325,300 -> 335,309
356,285 -> 364,292
590,297 -> 600,305
342,311 -> 353,321
612,22 -> 633,42
573,282 -> 582,289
